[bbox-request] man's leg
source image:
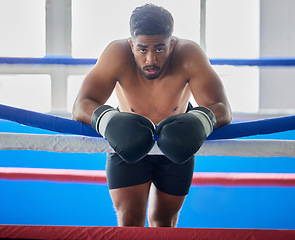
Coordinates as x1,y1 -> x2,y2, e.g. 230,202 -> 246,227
109,181 -> 152,227
147,183 -> 186,227
106,153 -> 153,226
146,155 -> 195,227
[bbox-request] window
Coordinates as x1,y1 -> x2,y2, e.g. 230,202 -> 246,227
206,0 -> 260,112
0,75 -> 51,112
72,0 -> 200,58
0,0 -> 45,57
206,0 -> 259,58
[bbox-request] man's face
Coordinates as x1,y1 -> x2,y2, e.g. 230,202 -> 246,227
129,35 -> 175,80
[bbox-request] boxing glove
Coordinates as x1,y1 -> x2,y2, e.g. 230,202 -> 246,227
91,105 -> 155,163
156,106 -> 216,164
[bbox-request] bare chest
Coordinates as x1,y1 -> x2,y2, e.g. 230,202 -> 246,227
115,75 -> 191,124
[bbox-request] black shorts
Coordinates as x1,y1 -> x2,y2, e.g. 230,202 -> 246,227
106,102 -> 195,196
106,153 -> 195,196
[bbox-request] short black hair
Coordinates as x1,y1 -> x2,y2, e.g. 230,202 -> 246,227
129,4 -> 174,38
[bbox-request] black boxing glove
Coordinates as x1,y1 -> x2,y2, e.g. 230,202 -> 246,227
156,106 -> 216,164
91,105 -> 155,163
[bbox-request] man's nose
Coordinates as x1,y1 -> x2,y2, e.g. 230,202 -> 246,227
146,53 -> 157,65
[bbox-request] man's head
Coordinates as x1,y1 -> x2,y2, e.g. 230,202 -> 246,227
129,4 -> 174,38
129,4 -> 175,80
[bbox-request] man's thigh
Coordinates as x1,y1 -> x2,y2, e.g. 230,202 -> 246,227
106,153 -> 153,189
151,155 -> 195,196
147,183 -> 186,227
109,181 -> 152,226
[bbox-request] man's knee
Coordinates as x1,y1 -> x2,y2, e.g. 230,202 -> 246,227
109,182 -> 151,227
116,208 -> 146,227
148,209 -> 179,227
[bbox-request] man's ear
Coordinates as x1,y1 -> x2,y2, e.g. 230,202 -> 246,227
169,38 -> 176,53
128,38 -> 135,53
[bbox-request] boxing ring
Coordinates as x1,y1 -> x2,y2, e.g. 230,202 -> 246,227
1,57 -> 295,239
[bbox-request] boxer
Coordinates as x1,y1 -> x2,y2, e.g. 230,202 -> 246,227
72,4 -> 232,227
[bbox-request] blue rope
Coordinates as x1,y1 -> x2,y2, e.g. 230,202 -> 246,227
1,104 -> 295,140
208,116 -> 295,140
0,104 -> 100,137
0,57 -> 97,65
209,58 -> 295,67
1,57 -> 295,66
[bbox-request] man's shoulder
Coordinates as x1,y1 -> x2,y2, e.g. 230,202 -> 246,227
171,38 -> 210,75
173,38 -> 203,55
108,38 -> 129,46
99,39 -> 133,66
171,38 -> 206,68
105,39 -> 130,52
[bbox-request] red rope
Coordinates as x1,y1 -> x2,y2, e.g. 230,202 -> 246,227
0,167 -> 107,184
0,225 -> 294,240
1,167 -> 295,187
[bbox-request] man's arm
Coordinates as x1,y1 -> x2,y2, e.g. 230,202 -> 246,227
155,40 -> 231,164
72,40 -> 156,163
183,41 -> 232,128
72,41 -> 124,125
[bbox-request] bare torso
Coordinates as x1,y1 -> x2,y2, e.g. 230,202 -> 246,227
73,36 -> 231,128
112,38 -> 192,124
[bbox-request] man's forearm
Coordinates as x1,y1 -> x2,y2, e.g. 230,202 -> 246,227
72,98 -> 101,125
207,102 -> 232,128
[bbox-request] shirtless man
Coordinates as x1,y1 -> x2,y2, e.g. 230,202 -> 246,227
72,4 -> 232,227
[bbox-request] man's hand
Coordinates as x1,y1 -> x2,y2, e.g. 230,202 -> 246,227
91,105 -> 155,163
155,106 -> 216,164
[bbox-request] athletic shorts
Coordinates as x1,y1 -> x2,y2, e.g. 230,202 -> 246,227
106,153 -> 194,196
105,102 -> 195,196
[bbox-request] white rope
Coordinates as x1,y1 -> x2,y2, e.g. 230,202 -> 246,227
1,132 -> 295,157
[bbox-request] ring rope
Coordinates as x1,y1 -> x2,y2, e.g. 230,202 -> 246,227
0,225 -> 294,240
1,104 -> 295,140
1,56 -> 295,66
1,133 -> 295,157
0,104 -> 99,137
1,167 -> 295,187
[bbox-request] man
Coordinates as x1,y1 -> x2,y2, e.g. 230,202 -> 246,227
72,4 -> 232,227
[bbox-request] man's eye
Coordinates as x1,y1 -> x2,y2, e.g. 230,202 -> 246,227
156,48 -> 163,53
139,49 -> 147,53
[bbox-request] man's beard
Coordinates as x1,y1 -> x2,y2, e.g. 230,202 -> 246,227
134,59 -> 165,80
140,64 -> 162,80
135,56 -> 171,80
